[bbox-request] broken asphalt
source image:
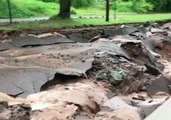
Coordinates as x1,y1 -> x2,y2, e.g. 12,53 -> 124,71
0,21 -> 171,120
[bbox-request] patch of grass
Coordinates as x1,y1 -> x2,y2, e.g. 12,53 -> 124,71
75,4 -> 135,16
0,1 -> 138,19
0,0 -> 153,19
0,0 -> 58,18
1,13 -> 171,32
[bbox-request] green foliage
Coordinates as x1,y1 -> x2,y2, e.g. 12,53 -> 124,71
112,0 -> 153,13
1,13 -> 171,32
147,0 -> 171,12
112,0 -> 133,12
1,0 -> 170,19
71,0 -> 95,8
0,0 -> 9,18
71,7 -> 77,15
41,0 -> 59,2
116,0 -> 171,12
131,0 -> 153,13
0,0 -> 58,18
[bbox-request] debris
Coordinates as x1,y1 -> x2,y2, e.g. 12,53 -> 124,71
0,22 -> 171,119
145,98 -> 171,120
69,58 -> 94,74
147,76 -> 171,96
122,26 -> 140,35
104,28 -> 122,37
74,113 -> 93,120
0,103 -> 31,120
161,22 -> 171,29
145,64 -> 161,76
132,95 -> 146,101
150,27 -> 164,33
0,67 -> 94,98
27,86 -> 101,114
68,33 -> 90,43
89,35 -> 101,42
109,70 -> 125,85
102,96 -> 139,112
0,42 -> 14,51
94,108 -> 141,120
35,33 -> 54,38
140,97 -> 168,117
0,35 -> 76,51
12,36 -> 75,47
31,104 -> 79,120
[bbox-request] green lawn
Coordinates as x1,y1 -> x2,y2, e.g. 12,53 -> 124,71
0,13 -> 171,32
0,0 -> 135,18
75,4 -> 135,15
0,0 -> 58,18
0,0 -> 133,18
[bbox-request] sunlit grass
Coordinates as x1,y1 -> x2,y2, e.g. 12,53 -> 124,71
0,0 -> 58,18
0,0 -> 136,18
1,13 -> 171,32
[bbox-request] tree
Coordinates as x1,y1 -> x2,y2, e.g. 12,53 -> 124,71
57,0 -> 111,21
7,0 -> 12,23
106,0 -> 110,22
58,0 -> 71,19
146,0 -> 167,12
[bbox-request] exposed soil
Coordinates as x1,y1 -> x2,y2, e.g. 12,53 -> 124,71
0,103 -> 31,120
156,43 -> 171,61
0,21 -> 171,120
0,20 -> 170,41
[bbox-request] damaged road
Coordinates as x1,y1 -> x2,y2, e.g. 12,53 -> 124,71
0,38 -> 156,97
0,21 -> 171,120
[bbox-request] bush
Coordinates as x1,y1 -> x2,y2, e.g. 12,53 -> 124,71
41,0 -> 59,3
131,0 -> 153,13
112,0 -> 153,13
0,0 -> 58,18
71,7 -> 77,15
112,0 -> 133,12
72,0 -> 95,8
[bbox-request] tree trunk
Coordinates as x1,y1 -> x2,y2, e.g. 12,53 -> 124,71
58,0 -> 71,19
7,0 -> 12,23
105,0 -> 110,22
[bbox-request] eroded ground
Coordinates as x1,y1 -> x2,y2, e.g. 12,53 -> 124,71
0,22 -> 171,120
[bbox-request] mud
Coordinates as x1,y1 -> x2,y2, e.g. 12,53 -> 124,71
0,103 -> 31,120
156,43 -> 171,61
0,21 -> 171,120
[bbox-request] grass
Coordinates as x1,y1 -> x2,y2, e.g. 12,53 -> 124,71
0,0 -> 156,18
75,4 -> 135,15
0,0 -> 133,18
0,13 -> 171,32
0,0 -> 138,19
0,0 -> 58,18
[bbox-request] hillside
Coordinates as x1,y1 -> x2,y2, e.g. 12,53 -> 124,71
0,0 -> 58,18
